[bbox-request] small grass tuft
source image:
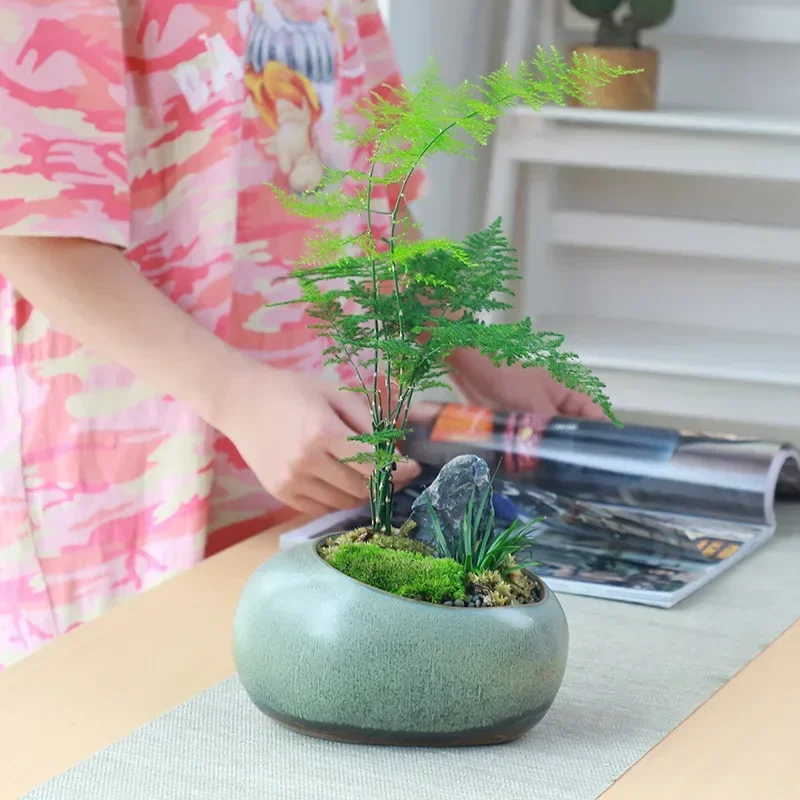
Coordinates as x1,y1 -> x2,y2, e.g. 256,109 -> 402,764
427,485 -> 542,576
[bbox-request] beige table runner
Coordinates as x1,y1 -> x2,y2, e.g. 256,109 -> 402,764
23,508 -> 800,800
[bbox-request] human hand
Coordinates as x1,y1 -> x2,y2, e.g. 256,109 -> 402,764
446,349 -> 608,421
216,363 -> 421,516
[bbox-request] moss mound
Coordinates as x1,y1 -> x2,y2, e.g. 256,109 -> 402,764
468,561 -> 541,607
325,542 -> 467,604
318,527 -> 434,562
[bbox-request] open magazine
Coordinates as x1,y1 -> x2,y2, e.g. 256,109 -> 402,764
280,403 -> 800,608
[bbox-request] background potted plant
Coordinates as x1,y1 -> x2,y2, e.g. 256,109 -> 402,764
567,0 -> 675,111
233,47 -> 624,748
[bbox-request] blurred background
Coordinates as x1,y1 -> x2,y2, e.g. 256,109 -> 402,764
385,0 -> 800,443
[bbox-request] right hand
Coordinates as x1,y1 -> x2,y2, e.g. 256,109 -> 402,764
217,362 -> 422,517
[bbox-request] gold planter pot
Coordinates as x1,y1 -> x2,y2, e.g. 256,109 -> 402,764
569,45 -> 660,111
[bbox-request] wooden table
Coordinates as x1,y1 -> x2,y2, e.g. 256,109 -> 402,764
2,521 -> 799,800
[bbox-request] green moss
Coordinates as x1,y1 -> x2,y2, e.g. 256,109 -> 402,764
326,543 -> 467,604
319,526 -> 433,562
370,533 -> 433,555
468,569 -> 504,594
468,561 -> 540,606
505,560 -> 539,600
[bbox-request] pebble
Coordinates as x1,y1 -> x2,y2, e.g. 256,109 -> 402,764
474,596 -> 483,607
467,601 -> 475,608
454,598 -> 466,607
443,600 -> 454,606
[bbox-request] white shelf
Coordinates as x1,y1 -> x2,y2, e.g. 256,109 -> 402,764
591,369 -> 800,430
502,107 -> 800,182
536,316 -> 800,388
561,2 -> 800,45
536,105 -> 800,140
550,211 -> 800,265
486,0 -> 800,431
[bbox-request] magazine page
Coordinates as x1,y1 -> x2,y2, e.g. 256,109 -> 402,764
279,406 -> 800,608
483,479 -> 778,608
278,472 -> 784,609
403,404 -> 800,528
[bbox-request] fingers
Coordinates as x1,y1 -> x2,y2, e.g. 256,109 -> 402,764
291,478 -> 364,513
561,390 -> 608,421
283,493 -> 339,517
310,453 -> 371,502
326,434 -> 422,486
328,386 -> 375,435
393,457 -> 421,488
326,435 -> 376,479
319,384 -> 422,505
325,393 -> 422,481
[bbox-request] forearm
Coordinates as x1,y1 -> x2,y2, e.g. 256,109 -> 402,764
0,236 -> 250,430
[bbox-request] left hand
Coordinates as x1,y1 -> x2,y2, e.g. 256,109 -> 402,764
446,348 -> 608,421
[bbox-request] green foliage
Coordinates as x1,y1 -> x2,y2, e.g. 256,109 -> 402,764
271,46 -> 625,534
570,0 -> 675,48
370,532 -> 432,554
570,0 -> 623,18
465,559 -> 541,607
629,0 -> 675,29
427,487 -> 542,576
326,543 -> 467,604
319,526 -> 433,561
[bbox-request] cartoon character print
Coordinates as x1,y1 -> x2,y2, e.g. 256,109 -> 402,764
244,0 -> 343,193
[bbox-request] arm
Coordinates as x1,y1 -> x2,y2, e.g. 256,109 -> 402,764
398,207 -> 607,420
0,3 -> 420,518
1,236 -> 421,512
0,237 -> 247,432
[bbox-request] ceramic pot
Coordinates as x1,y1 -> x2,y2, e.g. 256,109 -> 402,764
569,45 -> 659,111
233,538 -> 569,747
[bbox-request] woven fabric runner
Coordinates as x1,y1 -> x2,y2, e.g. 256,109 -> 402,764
24,507 -> 800,800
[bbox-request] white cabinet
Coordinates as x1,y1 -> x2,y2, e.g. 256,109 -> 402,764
485,0 -> 800,430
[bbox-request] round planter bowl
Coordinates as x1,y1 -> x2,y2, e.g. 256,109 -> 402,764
569,45 -> 660,111
233,538 -> 569,747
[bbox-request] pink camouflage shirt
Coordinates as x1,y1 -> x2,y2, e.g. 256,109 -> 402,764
0,0 -> 426,668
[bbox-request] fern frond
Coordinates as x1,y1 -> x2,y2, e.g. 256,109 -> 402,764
264,47 -> 626,532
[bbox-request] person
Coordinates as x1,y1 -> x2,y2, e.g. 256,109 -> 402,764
0,0 -> 604,669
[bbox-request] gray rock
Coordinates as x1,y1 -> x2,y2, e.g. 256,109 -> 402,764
454,598 -> 466,608
409,455 -> 493,555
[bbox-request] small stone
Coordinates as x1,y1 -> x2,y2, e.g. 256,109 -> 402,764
454,598 -> 466,607
409,455 -> 493,553
443,600 -> 454,606
474,596 -> 483,607
467,601 -> 475,608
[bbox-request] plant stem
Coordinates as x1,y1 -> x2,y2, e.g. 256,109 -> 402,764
366,152 -> 402,533
370,447 -> 395,535
366,88 -> 517,531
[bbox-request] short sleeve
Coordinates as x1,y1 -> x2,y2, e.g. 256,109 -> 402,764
0,1 -> 130,247
351,0 -> 429,209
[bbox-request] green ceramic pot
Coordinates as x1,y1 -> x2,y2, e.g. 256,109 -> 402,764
233,538 -> 568,747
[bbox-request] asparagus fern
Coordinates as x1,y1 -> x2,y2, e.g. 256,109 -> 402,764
271,47 -> 626,534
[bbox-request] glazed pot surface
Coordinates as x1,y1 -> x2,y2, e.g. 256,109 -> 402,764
233,539 -> 569,746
